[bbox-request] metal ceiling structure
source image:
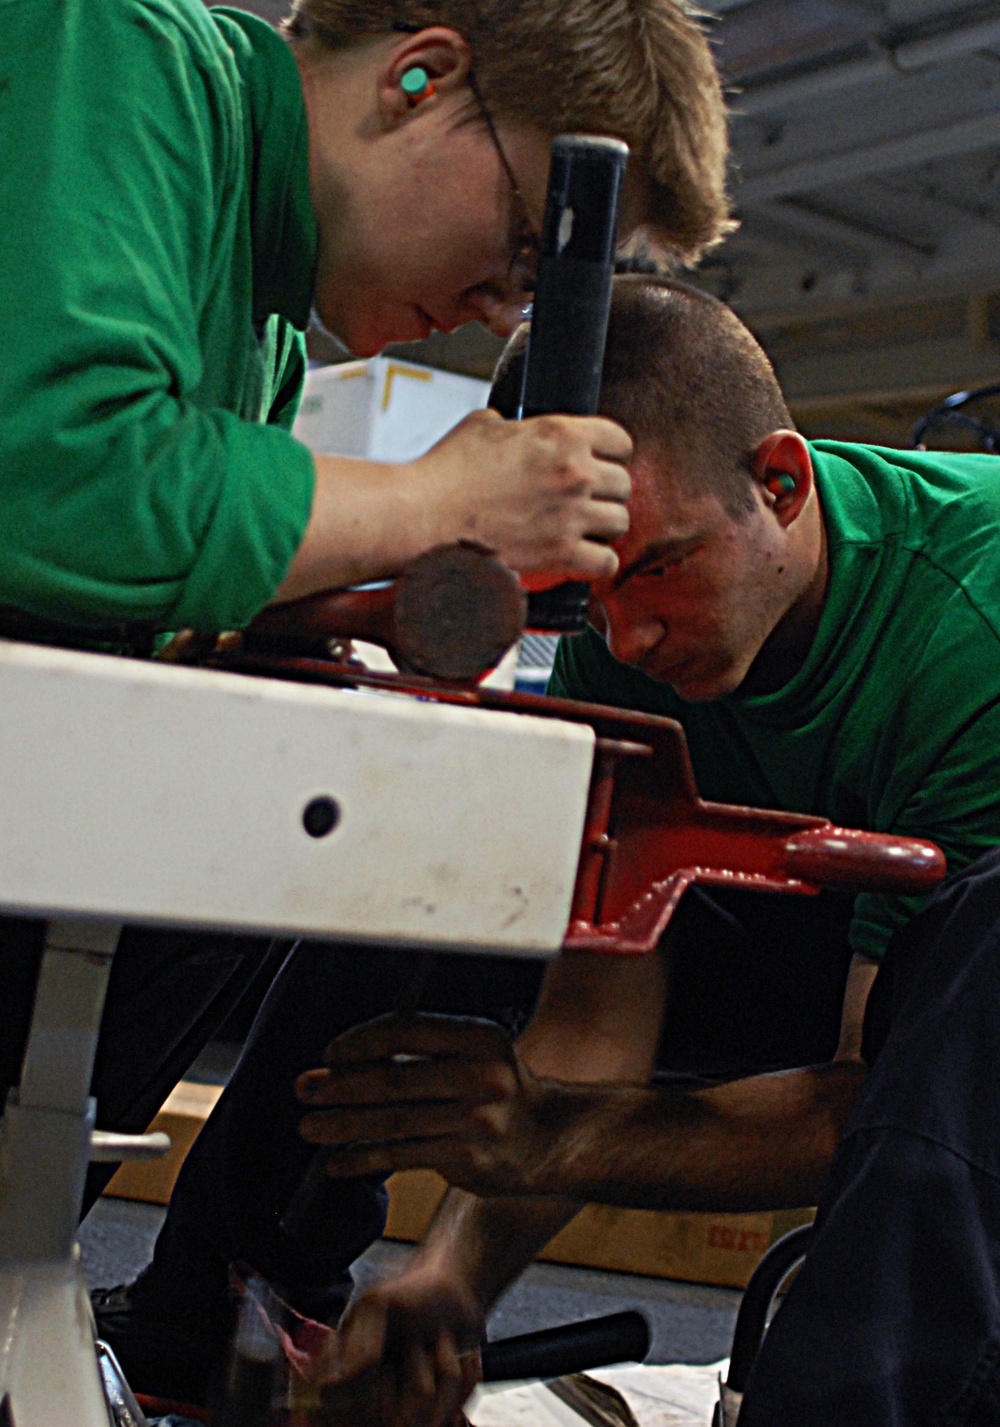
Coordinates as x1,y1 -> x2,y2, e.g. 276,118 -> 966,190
236,0 -> 1000,446
708,0 -> 1000,442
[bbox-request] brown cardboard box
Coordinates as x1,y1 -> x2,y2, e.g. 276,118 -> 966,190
384,1169 -> 814,1291
103,1080 -> 223,1205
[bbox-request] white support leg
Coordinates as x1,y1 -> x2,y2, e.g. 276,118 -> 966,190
0,919 -> 121,1427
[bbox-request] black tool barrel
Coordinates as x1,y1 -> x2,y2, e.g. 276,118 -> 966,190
481,1310 -> 649,1383
522,135 -> 629,634
522,134 -> 628,420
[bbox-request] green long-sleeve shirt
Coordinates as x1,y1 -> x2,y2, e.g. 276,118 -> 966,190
552,441 -> 1000,960
0,0 -> 317,631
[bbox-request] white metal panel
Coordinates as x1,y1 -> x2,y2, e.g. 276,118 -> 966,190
0,640 -> 594,954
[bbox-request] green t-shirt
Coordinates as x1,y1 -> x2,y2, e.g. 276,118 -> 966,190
0,0 -> 317,631
551,441 -> 1000,960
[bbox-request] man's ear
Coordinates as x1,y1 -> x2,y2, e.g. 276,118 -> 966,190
378,27 -> 473,128
751,430 -> 814,527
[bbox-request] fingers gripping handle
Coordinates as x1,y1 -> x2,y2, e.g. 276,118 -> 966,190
518,135 -> 629,634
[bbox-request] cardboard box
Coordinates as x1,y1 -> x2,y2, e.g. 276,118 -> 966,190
384,1169 -> 814,1291
293,357 -> 490,463
103,1080 -> 223,1205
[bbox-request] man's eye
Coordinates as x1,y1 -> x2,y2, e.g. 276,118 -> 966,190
639,557 -> 685,578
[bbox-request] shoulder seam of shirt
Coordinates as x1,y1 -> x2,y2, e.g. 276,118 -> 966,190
906,545 -> 1000,647
810,445 -> 909,558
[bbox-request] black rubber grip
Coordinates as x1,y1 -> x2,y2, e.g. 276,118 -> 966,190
520,135 -> 628,634
481,1310 -> 650,1383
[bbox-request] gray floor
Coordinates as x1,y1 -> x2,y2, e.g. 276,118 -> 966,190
80,1199 -> 740,1366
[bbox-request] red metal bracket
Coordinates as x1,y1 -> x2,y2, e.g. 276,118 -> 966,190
210,653 -> 946,956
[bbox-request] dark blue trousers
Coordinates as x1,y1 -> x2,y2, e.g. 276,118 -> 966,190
136,941 -> 544,1329
740,849 -> 1000,1426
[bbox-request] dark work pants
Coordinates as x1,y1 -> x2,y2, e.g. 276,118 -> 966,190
0,886 -> 855,1343
137,940 -> 548,1326
739,848 -> 1000,1427
0,921 -> 549,1334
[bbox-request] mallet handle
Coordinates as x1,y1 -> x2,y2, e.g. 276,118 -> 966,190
481,1309 -> 650,1382
520,134 -> 629,634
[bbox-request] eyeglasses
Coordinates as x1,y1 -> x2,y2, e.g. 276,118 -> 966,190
465,71 -> 541,307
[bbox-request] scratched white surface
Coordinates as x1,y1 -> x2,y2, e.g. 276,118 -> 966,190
0,639 -> 593,952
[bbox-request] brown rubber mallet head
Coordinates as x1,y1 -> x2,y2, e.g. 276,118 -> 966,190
243,542 -> 527,682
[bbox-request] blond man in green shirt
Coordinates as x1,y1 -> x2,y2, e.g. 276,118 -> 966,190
0,0 -> 730,631
0,0 -> 734,1412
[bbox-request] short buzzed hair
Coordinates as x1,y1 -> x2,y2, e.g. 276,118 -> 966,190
490,276 -> 794,519
281,0 -> 733,266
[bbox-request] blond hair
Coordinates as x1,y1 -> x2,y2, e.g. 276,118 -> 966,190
491,276 -> 794,518
282,0 -> 733,265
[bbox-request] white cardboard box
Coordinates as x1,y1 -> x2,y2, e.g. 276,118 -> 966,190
293,356 -> 490,462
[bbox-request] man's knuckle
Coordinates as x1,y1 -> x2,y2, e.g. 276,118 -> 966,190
470,1145 -> 493,1173
483,1063 -> 517,1097
534,414 -> 563,442
551,458 -> 589,495
471,1103 -> 506,1138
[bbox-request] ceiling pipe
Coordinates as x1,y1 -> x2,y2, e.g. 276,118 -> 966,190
733,15 -> 1000,117
732,47 -> 893,115
897,15 -> 1000,70
750,199 -> 934,260
740,208 -> 866,263
736,111 -> 1000,203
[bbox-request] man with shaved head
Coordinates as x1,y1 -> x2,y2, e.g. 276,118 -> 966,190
303,277 -> 1000,1426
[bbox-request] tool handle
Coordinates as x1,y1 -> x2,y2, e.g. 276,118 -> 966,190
481,1310 -> 649,1383
520,135 -> 628,635
213,1277 -> 282,1427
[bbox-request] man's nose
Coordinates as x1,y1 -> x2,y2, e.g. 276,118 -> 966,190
605,606 -> 664,667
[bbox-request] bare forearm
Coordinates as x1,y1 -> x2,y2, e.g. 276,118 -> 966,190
274,454 -> 434,601
412,1061 -> 863,1309
274,408 -> 633,603
409,953 -> 672,1310
531,1061 -> 868,1212
416,1186 -> 583,1312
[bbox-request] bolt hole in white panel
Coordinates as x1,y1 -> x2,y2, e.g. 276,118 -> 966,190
0,641 -> 594,956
